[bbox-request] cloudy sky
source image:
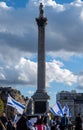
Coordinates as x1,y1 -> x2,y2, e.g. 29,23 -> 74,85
0,0 -> 83,106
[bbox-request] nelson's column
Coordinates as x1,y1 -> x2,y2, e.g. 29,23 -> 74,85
32,3 -> 50,115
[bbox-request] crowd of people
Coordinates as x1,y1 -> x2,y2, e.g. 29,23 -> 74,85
0,112 -> 83,130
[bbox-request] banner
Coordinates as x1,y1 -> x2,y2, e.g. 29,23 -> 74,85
7,94 -> 25,114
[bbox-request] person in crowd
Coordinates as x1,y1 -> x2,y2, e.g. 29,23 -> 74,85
56,117 -> 61,130
44,123 -> 50,130
60,113 -> 68,130
0,112 -> 8,129
36,115 -> 44,130
0,119 -> 6,130
7,118 -> 13,130
51,121 -> 57,130
27,117 -> 36,130
36,115 -> 43,124
13,113 -> 21,129
75,113 -> 82,130
16,113 -> 28,130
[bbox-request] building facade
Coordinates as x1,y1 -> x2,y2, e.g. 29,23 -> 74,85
56,90 -> 83,119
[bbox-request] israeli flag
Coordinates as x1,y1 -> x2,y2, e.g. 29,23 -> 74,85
62,104 -> 70,117
7,94 -> 25,114
50,102 -> 63,117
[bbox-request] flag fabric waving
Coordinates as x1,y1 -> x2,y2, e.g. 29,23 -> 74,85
62,104 -> 71,117
50,102 -> 63,117
7,94 -> 25,114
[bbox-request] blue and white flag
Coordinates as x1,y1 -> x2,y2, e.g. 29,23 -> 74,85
13,114 -> 21,123
62,104 -> 70,117
7,94 -> 25,114
50,102 -> 63,117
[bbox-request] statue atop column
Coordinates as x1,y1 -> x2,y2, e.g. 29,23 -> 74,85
39,3 -> 44,18
36,3 -> 47,27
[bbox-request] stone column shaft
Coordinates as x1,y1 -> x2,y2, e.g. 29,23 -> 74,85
37,25 -> 45,92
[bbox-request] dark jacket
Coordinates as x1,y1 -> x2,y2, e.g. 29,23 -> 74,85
16,114 -> 28,130
75,116 -> 82,130
61,116 -> 68,126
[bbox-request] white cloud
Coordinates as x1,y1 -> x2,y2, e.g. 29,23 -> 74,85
72,0 -> 83,7
27,90 -> 34,95
46,60 -> 77,86
0,73 -> 5,80
0,2 -> 11,9
38,0 -> 65,11
0,57 -> 78,87
80,8 -> 83,20
78,72 -> 83,86
16,58 -> 37,85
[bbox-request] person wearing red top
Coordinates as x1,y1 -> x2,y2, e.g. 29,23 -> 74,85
36,115 -> 44,130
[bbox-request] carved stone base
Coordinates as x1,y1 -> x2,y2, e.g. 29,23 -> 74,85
32,90 -> 50,100
31,91 -> 50,115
